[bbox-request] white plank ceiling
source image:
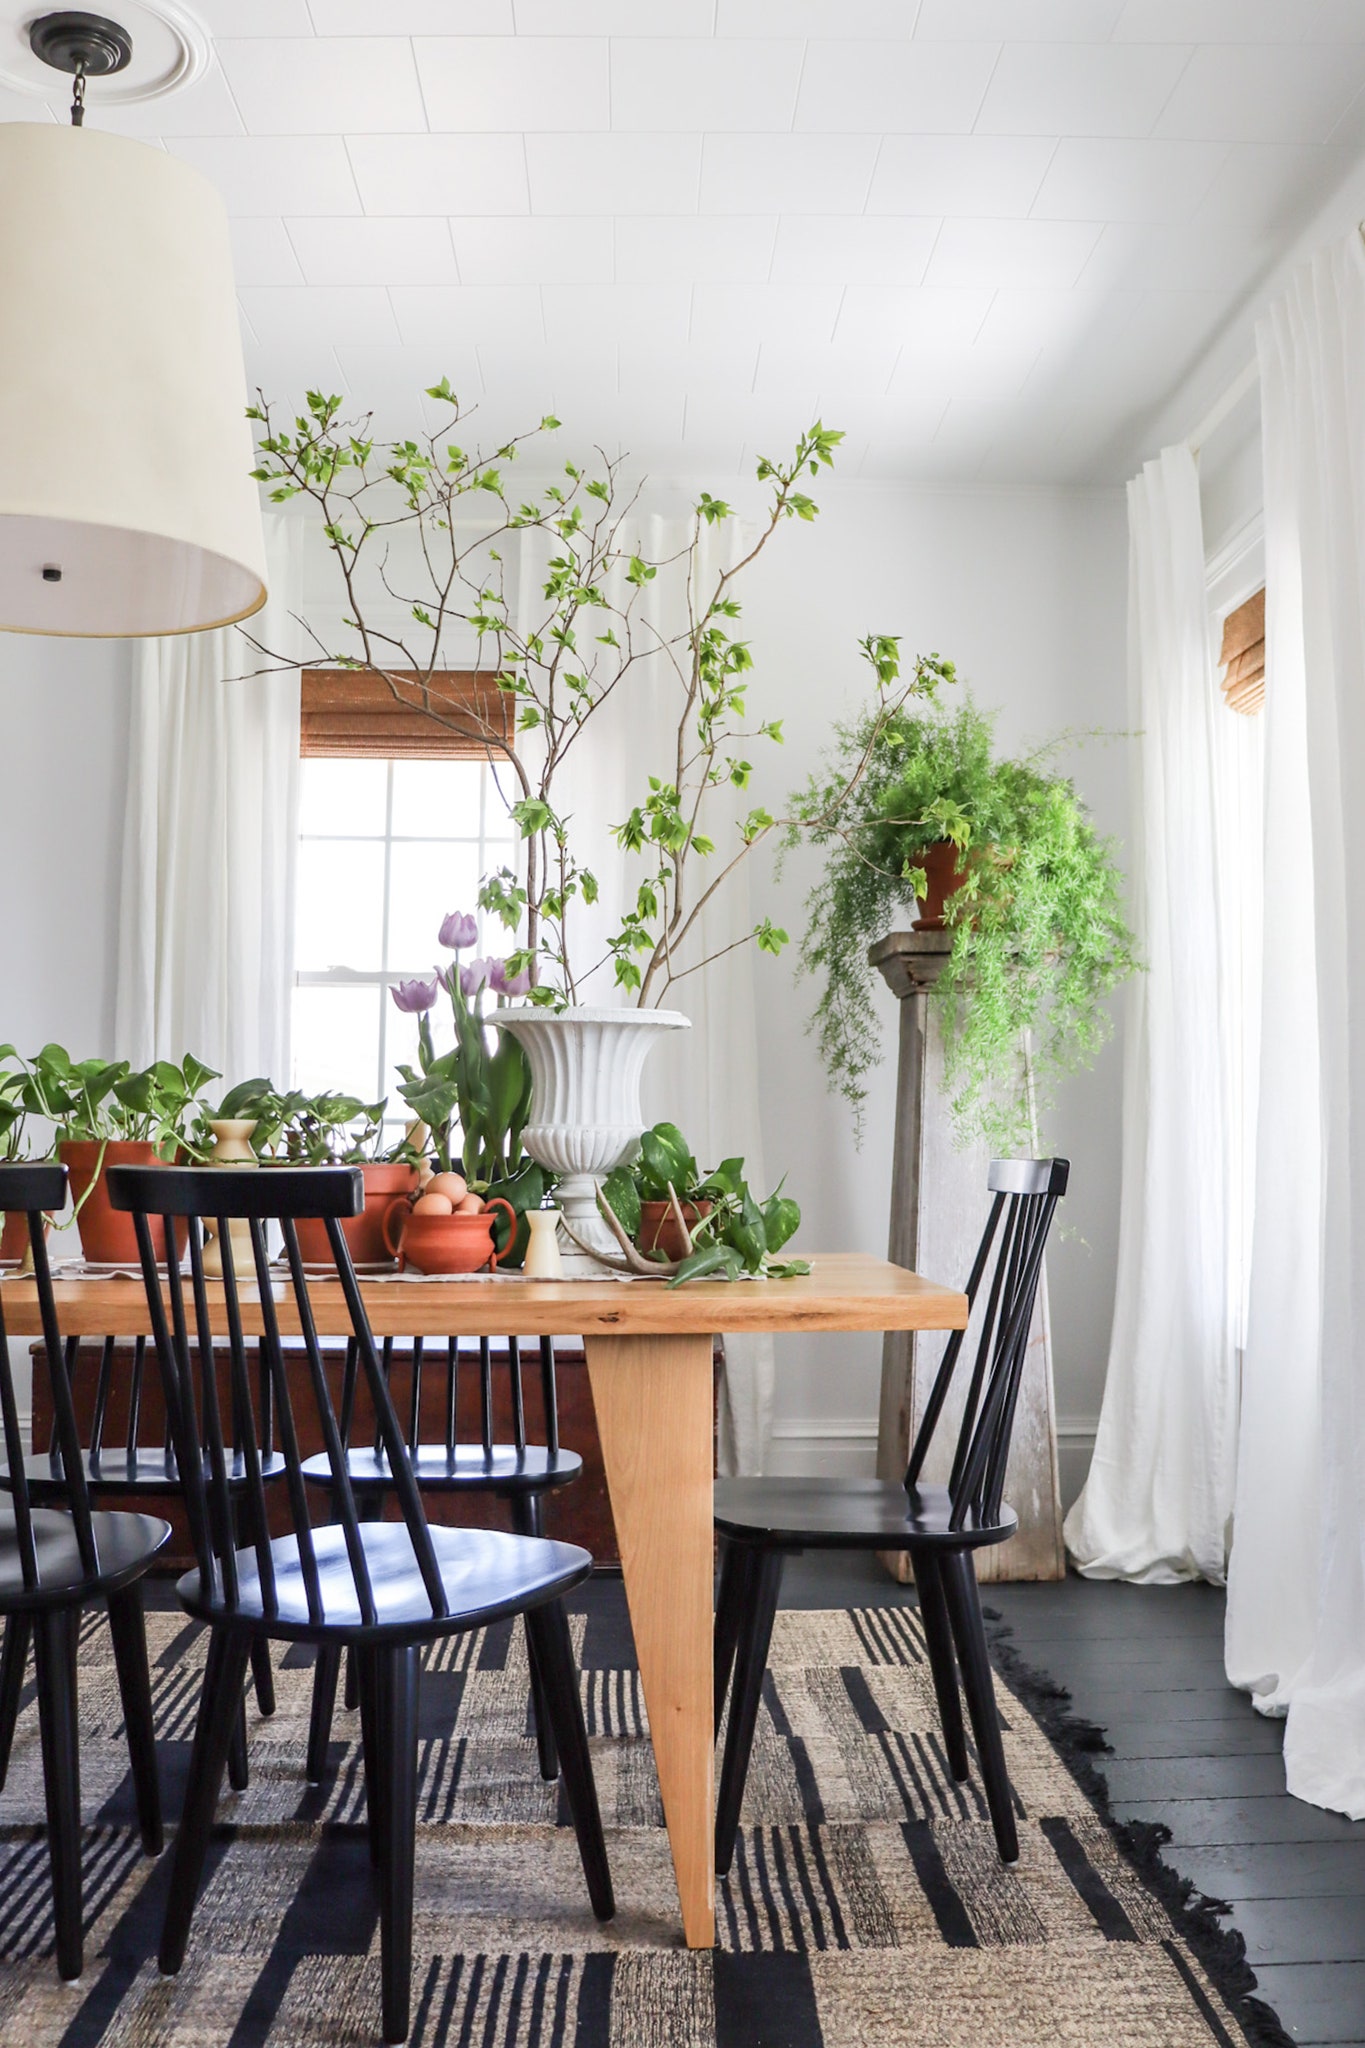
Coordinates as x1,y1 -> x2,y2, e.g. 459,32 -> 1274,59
8,0 -> 1365,482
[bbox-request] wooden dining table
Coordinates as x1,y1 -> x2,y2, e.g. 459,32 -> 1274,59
0,1251 -> 967,1950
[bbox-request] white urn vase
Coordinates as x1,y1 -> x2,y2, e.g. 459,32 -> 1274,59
496,1006 -> 689,1275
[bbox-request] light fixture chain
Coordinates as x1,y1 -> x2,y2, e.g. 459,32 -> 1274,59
70,60 -> 86,127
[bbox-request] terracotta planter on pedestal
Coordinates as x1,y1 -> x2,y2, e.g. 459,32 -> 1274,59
912,840 -> 970,932
293,1161 -> 420,1266
0,1207 -> 48,1262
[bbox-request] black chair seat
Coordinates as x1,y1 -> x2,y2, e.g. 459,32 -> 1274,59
300,1444 -> 583,1496
5,1447 -> 289,1499
713,1476 -> 1017,1551
0,1508 -> 169,1608
177,1520 -> 592,1643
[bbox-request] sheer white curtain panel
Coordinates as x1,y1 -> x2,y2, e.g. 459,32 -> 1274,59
1225,231 -> 1365,1818
1064,444 -> 1244,1584
115,513 -> 304,1087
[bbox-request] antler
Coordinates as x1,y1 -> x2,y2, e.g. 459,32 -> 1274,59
556,1182 -> 697,1279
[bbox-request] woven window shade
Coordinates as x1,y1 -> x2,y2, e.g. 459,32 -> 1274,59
299,670 -> 511,759
1218,588 -> 1265,716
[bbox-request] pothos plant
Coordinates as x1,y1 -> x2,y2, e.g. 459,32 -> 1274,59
598,1121 -> 807,1286
793,691 -> 1139,1147
246,388 -> 945,1007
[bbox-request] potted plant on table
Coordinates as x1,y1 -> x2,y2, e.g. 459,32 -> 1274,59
386,914 -> 544,1274
595,1121 -> 808,1285
10,1047 -> 218,1263
795,691 -> 1139,1144
246,391 -> 951,1260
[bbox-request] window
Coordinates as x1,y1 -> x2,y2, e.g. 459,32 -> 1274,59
291,673 -> 518,1141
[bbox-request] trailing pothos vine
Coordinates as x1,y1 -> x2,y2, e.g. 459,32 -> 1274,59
793,690 -> 1139,1147
246,388 -> 941,1006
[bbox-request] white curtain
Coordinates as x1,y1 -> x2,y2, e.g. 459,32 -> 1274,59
115,513 -> 304,1087
1226,231 -> 1365,1818
506,511 -> 776,1474
1064,445 -> 1243,1584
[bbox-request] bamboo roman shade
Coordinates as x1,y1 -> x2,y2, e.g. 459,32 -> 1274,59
299,670 -> 511,759
1218,588 -> 1265,716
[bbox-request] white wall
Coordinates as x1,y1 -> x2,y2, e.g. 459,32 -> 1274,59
718,481 -> 1130,1498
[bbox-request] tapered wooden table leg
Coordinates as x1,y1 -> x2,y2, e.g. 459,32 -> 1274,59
585,1332 -> 715,1949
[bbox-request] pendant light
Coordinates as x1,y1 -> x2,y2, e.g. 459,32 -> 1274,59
0,12 -> 267,637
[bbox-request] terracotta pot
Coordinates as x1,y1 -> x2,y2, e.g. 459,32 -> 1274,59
0,1208 -> 48,1262
637,1197 -> 712,1264
913,839 -> 971,932
59,1139 -> 159,1265
388,1196 -> 516,1276
293,1161 -> 420,1267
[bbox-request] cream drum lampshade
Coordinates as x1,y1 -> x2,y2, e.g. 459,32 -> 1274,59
0,122 -> 267,636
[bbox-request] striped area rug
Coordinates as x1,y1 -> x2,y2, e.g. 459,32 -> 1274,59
0,1594 -> 1269,2046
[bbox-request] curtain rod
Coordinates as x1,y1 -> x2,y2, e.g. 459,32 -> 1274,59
1188,358 -> 1258,455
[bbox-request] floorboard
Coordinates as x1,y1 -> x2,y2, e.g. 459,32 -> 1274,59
779,1554 -> 1365,2048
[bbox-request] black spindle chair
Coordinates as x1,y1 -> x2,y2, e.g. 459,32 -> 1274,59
108,1163 -> 612,2046
0,1165 -> 168,1980
301,1330 -> 582,1786
712,1157 -> 1068,1877
0,1314 -> 285,1797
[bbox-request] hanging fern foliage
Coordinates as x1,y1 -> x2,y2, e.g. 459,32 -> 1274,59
793,689 -> 1139,1147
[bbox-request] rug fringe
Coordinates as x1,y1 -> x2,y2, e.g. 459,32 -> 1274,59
981,1607 -> 1296,2048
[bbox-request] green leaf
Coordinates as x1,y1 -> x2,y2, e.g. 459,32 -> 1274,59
599,1167 -> 641,1241
763,1192 -> 801,1252
668,1242 -> 742,1287
765,1258 -> 811,1280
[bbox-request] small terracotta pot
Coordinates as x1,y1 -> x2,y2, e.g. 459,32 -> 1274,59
293,1161 -> 420,1266
637,1198 -> 712,1263
388,1196 -> 516,1276
0,1208 -> 49,1262
59,1139 -> 161,1265
913,839 -> 971,932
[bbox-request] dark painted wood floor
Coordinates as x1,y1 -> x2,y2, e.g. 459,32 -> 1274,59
783,1551 -> 1365,2048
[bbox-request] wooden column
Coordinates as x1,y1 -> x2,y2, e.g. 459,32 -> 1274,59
871,931 -> 1064,1582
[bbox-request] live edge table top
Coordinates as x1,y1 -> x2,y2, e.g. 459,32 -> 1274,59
0,1252 -> 969,1341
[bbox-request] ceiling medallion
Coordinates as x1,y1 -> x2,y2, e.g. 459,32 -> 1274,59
0,0 -> 209,105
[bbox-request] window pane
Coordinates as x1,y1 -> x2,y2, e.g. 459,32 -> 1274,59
391,758 -> 485,837
386,841 -> 484,973
299,757 -> 388,837
293,984 -> 384,1103
295,841 -> 385,972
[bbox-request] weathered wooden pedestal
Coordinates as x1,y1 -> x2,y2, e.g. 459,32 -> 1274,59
871,930 -> 1065,1582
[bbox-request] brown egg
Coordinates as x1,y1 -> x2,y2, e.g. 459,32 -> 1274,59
427,1171 -> 468,1205
412,1191 -> 454,1216
455,1191 -> 485,1215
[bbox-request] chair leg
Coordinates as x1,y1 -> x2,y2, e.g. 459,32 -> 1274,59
33,1606 -> 83,1981
106,1584 -> 163,1856
510,1493 -> 559,1782
227,1692 -> 249,1794
0,1613 -> 32,1791
940,1546 -> 1018,1863
713,1537 -> 755,1740
524,1599 -> 614,1922
233,1499 -> 276,1718
159,1626 -> 252,1976
306,1645 -> 343,1786
374,1644 -> 419,2047
357,1644 -> 384,1872
909,1549 -> 969,1782
715,1546 -> 785,1880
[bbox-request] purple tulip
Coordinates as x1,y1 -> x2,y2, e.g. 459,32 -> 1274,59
459,957 -> 490,998
438,909 -> 478,951
488,959 -> 531,997
391,974 -> 439,1014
